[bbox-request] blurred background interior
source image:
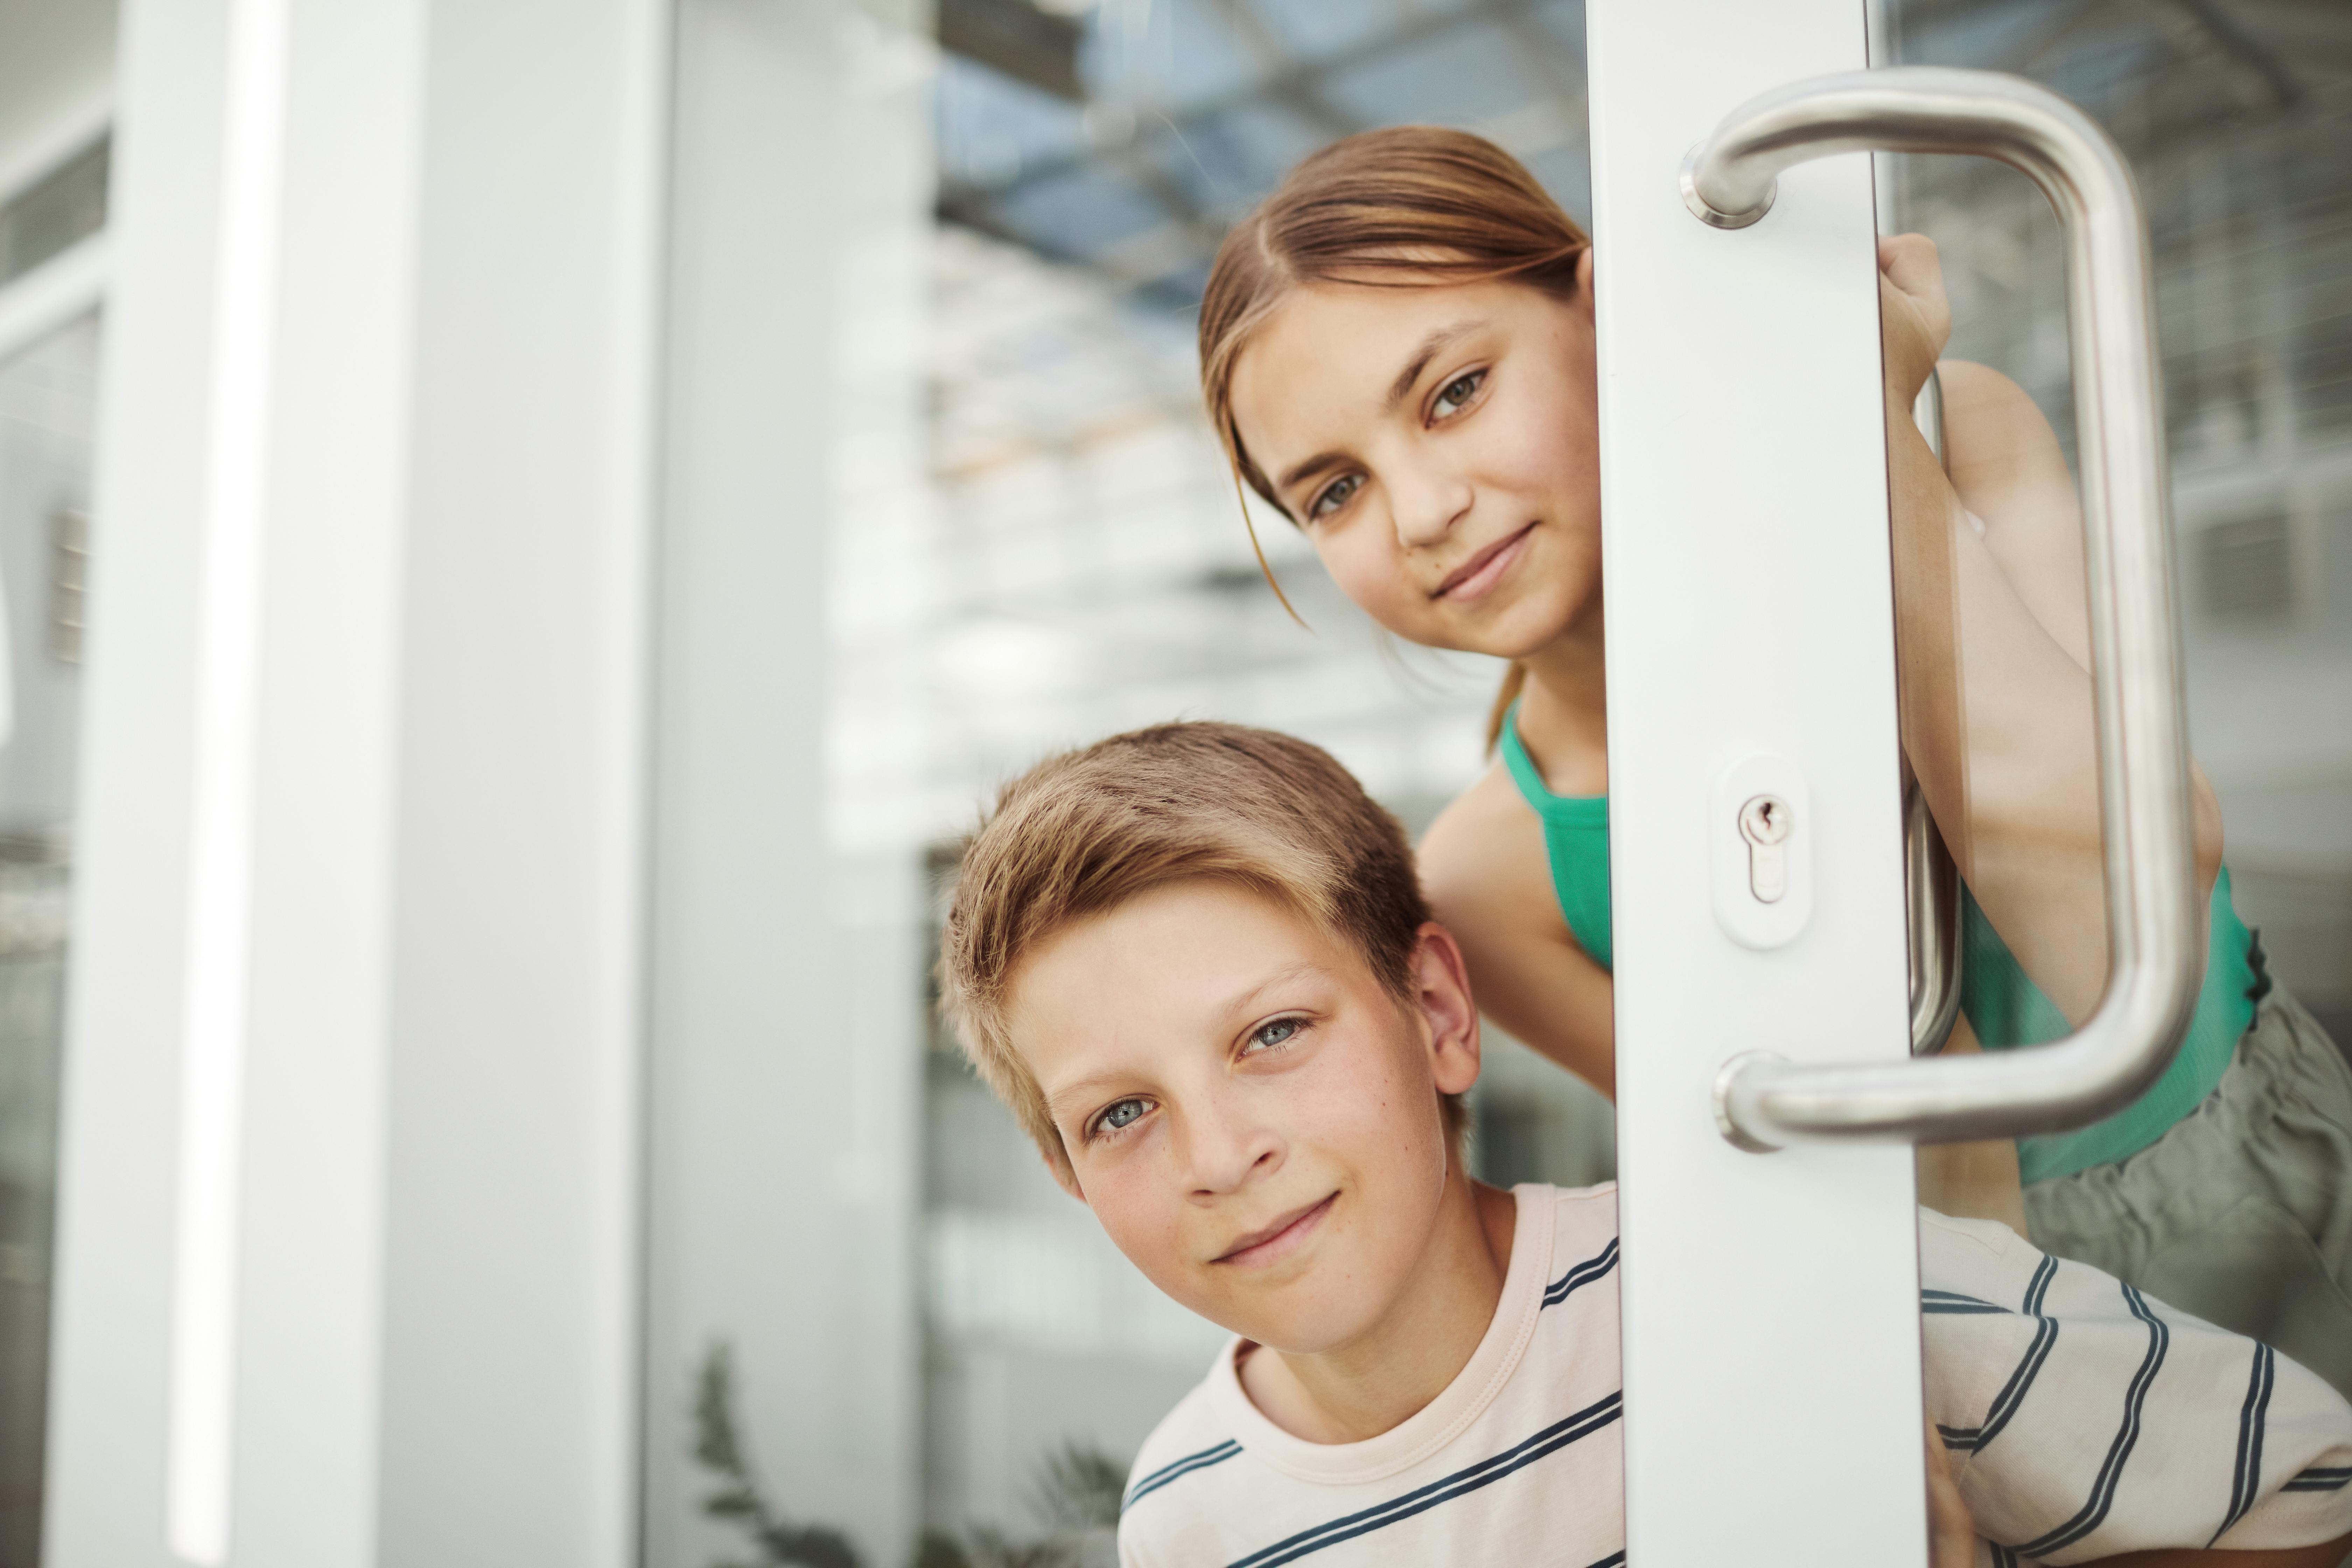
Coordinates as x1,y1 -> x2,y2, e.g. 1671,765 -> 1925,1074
0,0 -> 2345,1564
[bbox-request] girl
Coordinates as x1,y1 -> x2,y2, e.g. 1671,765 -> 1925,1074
1196,125 -> 2352,1399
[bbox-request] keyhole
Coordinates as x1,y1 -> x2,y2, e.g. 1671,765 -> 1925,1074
1738,794 -> 1791,903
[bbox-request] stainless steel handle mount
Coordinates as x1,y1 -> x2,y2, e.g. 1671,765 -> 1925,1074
1695,67 -> 2204,1149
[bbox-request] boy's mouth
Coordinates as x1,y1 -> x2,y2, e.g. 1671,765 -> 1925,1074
1431,521 -> 1537,602
1213,1192 -> 1338,1268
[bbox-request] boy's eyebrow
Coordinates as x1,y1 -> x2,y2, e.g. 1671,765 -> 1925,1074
1219,960 -> 1326,1021
1038,961 -> 1335,1115
1384,320 -> 1484,411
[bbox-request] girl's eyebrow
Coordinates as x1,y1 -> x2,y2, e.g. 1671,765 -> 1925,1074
1385,320 -> 1485,410
1273,321 -> 1489,494
1277,448 -> 1349,492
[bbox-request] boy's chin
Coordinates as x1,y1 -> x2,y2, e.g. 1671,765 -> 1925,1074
1198,1282 -> 1384,1358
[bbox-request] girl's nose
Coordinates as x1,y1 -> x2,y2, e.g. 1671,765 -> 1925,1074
1389,466 -> 1474,550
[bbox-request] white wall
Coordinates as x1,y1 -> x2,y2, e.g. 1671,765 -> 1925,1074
638,1 -> 931,1562
42,0 -> 663,1564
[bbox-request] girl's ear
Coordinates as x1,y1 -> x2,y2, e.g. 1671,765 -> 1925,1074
1411,921 -> 1483,1096
1574,247 -> 1597,318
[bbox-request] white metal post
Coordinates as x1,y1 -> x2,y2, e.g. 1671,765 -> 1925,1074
1586,0 -> 1928,1562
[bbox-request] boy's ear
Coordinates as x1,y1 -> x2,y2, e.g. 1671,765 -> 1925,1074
1411,921 -> 1482,1097
1043,1147 -> 1086,1202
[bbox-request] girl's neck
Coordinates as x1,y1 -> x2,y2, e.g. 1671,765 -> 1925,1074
1512,603 -> 1609,797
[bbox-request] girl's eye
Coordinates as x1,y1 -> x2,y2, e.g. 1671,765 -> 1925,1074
1309,472 -> 1364,520
1432,369 -> 1486,420
1244,1016 -> 1305,1055
1095,1098 -> 1149,1136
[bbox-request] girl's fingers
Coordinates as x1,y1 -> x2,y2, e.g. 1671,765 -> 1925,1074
1879,233 -> 1954,356
1879,234 -> 1943,299
1925,1418 -> 1978,1568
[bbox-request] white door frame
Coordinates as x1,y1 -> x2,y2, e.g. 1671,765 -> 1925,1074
41,0 -> 666,1563
1587,2 -> 1930,1563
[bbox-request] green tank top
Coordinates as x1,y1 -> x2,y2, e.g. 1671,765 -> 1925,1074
1497,708 -> 2259,1183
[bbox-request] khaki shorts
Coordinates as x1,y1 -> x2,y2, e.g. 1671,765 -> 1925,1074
2022,986 -> 2352,1404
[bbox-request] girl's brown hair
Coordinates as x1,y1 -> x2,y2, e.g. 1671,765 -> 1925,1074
1197,126 -> 1590,747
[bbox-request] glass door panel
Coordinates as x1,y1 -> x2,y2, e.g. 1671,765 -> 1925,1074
0,310 -> 90,1568
1880,0 -> 2352,1449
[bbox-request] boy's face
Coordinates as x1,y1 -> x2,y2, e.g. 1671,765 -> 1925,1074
1004,880 -> 1482,1356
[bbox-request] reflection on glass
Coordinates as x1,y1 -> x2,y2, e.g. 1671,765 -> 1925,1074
1884,0 -> 2352,1401
0,313 -> 92,1568
665,1 -> 2350,1561
912,4 -> 1607,1545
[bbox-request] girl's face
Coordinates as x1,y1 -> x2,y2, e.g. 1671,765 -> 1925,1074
1226,265 -> 1602,660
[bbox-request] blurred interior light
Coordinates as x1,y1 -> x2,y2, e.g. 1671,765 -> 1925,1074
168,0 -> 292,1559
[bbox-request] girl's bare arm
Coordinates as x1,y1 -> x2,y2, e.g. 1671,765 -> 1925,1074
1881,239 -> 2222,1026
1418,766 -> 1617,1098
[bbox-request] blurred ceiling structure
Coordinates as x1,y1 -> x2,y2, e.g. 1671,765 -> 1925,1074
929,0 -> 2352,312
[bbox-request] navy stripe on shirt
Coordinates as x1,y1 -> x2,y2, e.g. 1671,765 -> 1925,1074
1125,1439 -> 1242,1511
1226,1392 -> 1624,1568
2210,1344 -> 2276,1546
2022,1255 -> 2058,1316
1544,1239 -> 1618,1309
1922,1290 -> 2010,1315
1940,1315 -> 2059,1454
2284,1466 -> 2352,1493
2009,1283 -> 2171,1560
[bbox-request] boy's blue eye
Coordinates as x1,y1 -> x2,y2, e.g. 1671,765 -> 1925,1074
1098,1098 -> 1148,1133
1433,369 -> 1485,419
1247,1017 -> 1303,1053
1310,472 -> 1364,519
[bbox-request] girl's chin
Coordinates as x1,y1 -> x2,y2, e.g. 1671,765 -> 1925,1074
1426,606 -> 1577,663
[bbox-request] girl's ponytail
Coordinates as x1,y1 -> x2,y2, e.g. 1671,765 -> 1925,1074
1485,662 -> 1527,755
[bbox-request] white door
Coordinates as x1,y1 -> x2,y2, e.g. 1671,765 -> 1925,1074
1588,2 -> 2223,1563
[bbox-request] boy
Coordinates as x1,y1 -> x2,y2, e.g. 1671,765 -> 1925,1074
937,721 -> 2352,1567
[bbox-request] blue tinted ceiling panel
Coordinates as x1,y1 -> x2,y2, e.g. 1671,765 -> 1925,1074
936,53 -> 1088,186
1083,0 -> 1261,106
1318,20 -> 1550,130
993,162 -> 1172,257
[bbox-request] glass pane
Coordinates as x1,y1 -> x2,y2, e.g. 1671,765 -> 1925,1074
652,4 -> 1620,1566
1880,0 -> 2352,1557
915,9 -> 1615,1556
652,4 -> 2352,1566
0,311 -> 92,1568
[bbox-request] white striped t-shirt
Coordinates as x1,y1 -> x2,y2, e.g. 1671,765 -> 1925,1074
1116,1183 -> 2352,1568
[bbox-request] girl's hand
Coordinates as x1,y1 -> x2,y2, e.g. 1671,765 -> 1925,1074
1880,233 -> 1953,406
1926,1420 -> 1979,1568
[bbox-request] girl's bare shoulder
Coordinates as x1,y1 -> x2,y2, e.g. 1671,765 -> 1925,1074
1418,763 -> 1568,936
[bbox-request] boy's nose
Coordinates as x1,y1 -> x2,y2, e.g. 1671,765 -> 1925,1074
1182,1112 -> 1283,1198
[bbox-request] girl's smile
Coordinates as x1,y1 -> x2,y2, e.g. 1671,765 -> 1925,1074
1433,520 -> 1539,602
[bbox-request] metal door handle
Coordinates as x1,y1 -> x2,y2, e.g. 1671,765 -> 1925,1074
1906,369 -> 1963,1059
1694,68 -> 2203,1148
1905,774 -> 1962,1057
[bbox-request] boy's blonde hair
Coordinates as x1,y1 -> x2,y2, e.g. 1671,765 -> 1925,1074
937,721 -> 1463,1175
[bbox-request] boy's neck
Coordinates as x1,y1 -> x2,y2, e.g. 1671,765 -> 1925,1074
1516,602 -> 1610,796
1237,1169 -> 1518,1446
